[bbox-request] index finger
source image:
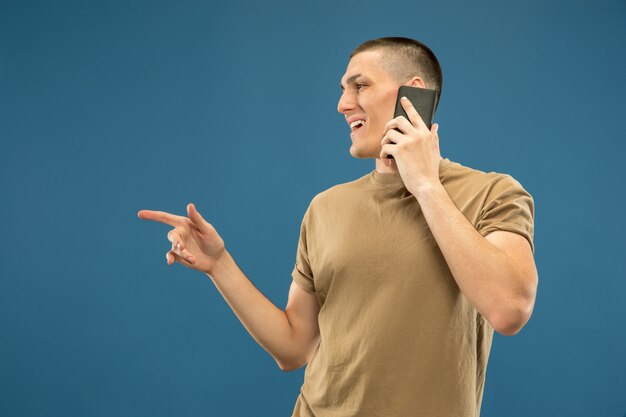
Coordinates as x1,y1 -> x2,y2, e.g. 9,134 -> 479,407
137,209 -> 185,227
400,96 -> 427,129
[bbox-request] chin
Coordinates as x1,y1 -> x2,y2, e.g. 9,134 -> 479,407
349,146 -> 361,159
349,143 -> 379,159
349,146 -> 369,159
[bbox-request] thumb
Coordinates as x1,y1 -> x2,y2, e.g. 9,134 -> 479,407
187,203 -> 210,233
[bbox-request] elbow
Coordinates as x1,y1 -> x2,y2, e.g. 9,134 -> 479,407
491,272 -> 538,336
278,363 -> 304,372
277,342 -> 318,372
490,297 -> 535,337
278,363 -> 293,372
277,360 -> 294,372
277,359 -> 305,372
493,317 -> 524,337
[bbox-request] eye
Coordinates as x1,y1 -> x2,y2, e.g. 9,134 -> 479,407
356,83 -> 366,90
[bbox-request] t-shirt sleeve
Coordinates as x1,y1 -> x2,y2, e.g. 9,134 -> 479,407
475,174 -> 535,255
291,204 -> 316,294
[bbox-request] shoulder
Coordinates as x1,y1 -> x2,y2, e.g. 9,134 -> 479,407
309,172 -> 370,208
443,158 -> 531,197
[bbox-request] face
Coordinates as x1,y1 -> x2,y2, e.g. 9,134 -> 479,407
338,49 -> 403,159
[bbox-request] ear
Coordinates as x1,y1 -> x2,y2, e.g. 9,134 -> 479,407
407,76 -> 426,89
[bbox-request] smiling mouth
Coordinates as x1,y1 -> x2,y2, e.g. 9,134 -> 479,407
350,127 -> 363,138
350,120 -> 366,134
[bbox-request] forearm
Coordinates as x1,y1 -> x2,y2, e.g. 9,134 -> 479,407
205,250 -> 299,370
414,184 -> 530,330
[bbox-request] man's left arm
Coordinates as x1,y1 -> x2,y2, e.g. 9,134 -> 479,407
414,183 -> 538,336
380,97 -> 537,336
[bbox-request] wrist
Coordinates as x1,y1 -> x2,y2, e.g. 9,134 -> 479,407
412,181 -> 444,201
205,249 -> 233,278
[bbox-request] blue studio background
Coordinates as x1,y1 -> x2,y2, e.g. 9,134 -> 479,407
1,0 -> 625,416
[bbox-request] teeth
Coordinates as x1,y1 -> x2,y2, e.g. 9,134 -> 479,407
350,120 -> 365,129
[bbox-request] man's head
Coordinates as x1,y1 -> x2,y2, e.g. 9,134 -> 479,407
338,37 -> 443,160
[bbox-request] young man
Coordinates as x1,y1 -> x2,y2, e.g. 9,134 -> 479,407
138,37 -> 538,417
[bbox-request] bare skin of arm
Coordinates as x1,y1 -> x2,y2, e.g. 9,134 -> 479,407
138,203 -> 320,371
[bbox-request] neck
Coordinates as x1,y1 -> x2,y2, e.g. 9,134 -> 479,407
375,156 -> 444,173
375,157 -> 399,173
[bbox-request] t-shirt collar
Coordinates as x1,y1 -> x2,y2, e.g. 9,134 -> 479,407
370,157 -> 453,186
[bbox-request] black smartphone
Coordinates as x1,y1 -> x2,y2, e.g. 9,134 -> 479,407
386,85 -> 440,159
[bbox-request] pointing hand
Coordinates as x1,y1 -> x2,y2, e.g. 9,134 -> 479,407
138,203 -> 226,274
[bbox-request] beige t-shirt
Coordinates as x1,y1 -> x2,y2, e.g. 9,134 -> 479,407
289,157 -> 535,417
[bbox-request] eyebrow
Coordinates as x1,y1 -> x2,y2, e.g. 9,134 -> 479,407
340,73 -> 362,91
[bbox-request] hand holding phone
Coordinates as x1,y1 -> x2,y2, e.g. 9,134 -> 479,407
386,86 -> 439,159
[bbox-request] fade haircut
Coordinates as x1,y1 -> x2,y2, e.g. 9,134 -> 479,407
350,37 -> 443,97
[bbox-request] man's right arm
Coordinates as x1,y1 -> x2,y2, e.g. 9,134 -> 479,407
207,250 -> 321,371
138,203 -> 320,371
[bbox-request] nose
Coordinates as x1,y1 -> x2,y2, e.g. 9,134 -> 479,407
337,90 -> 355,115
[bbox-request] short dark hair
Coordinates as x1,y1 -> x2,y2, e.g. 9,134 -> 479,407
350,37 -> 443,97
